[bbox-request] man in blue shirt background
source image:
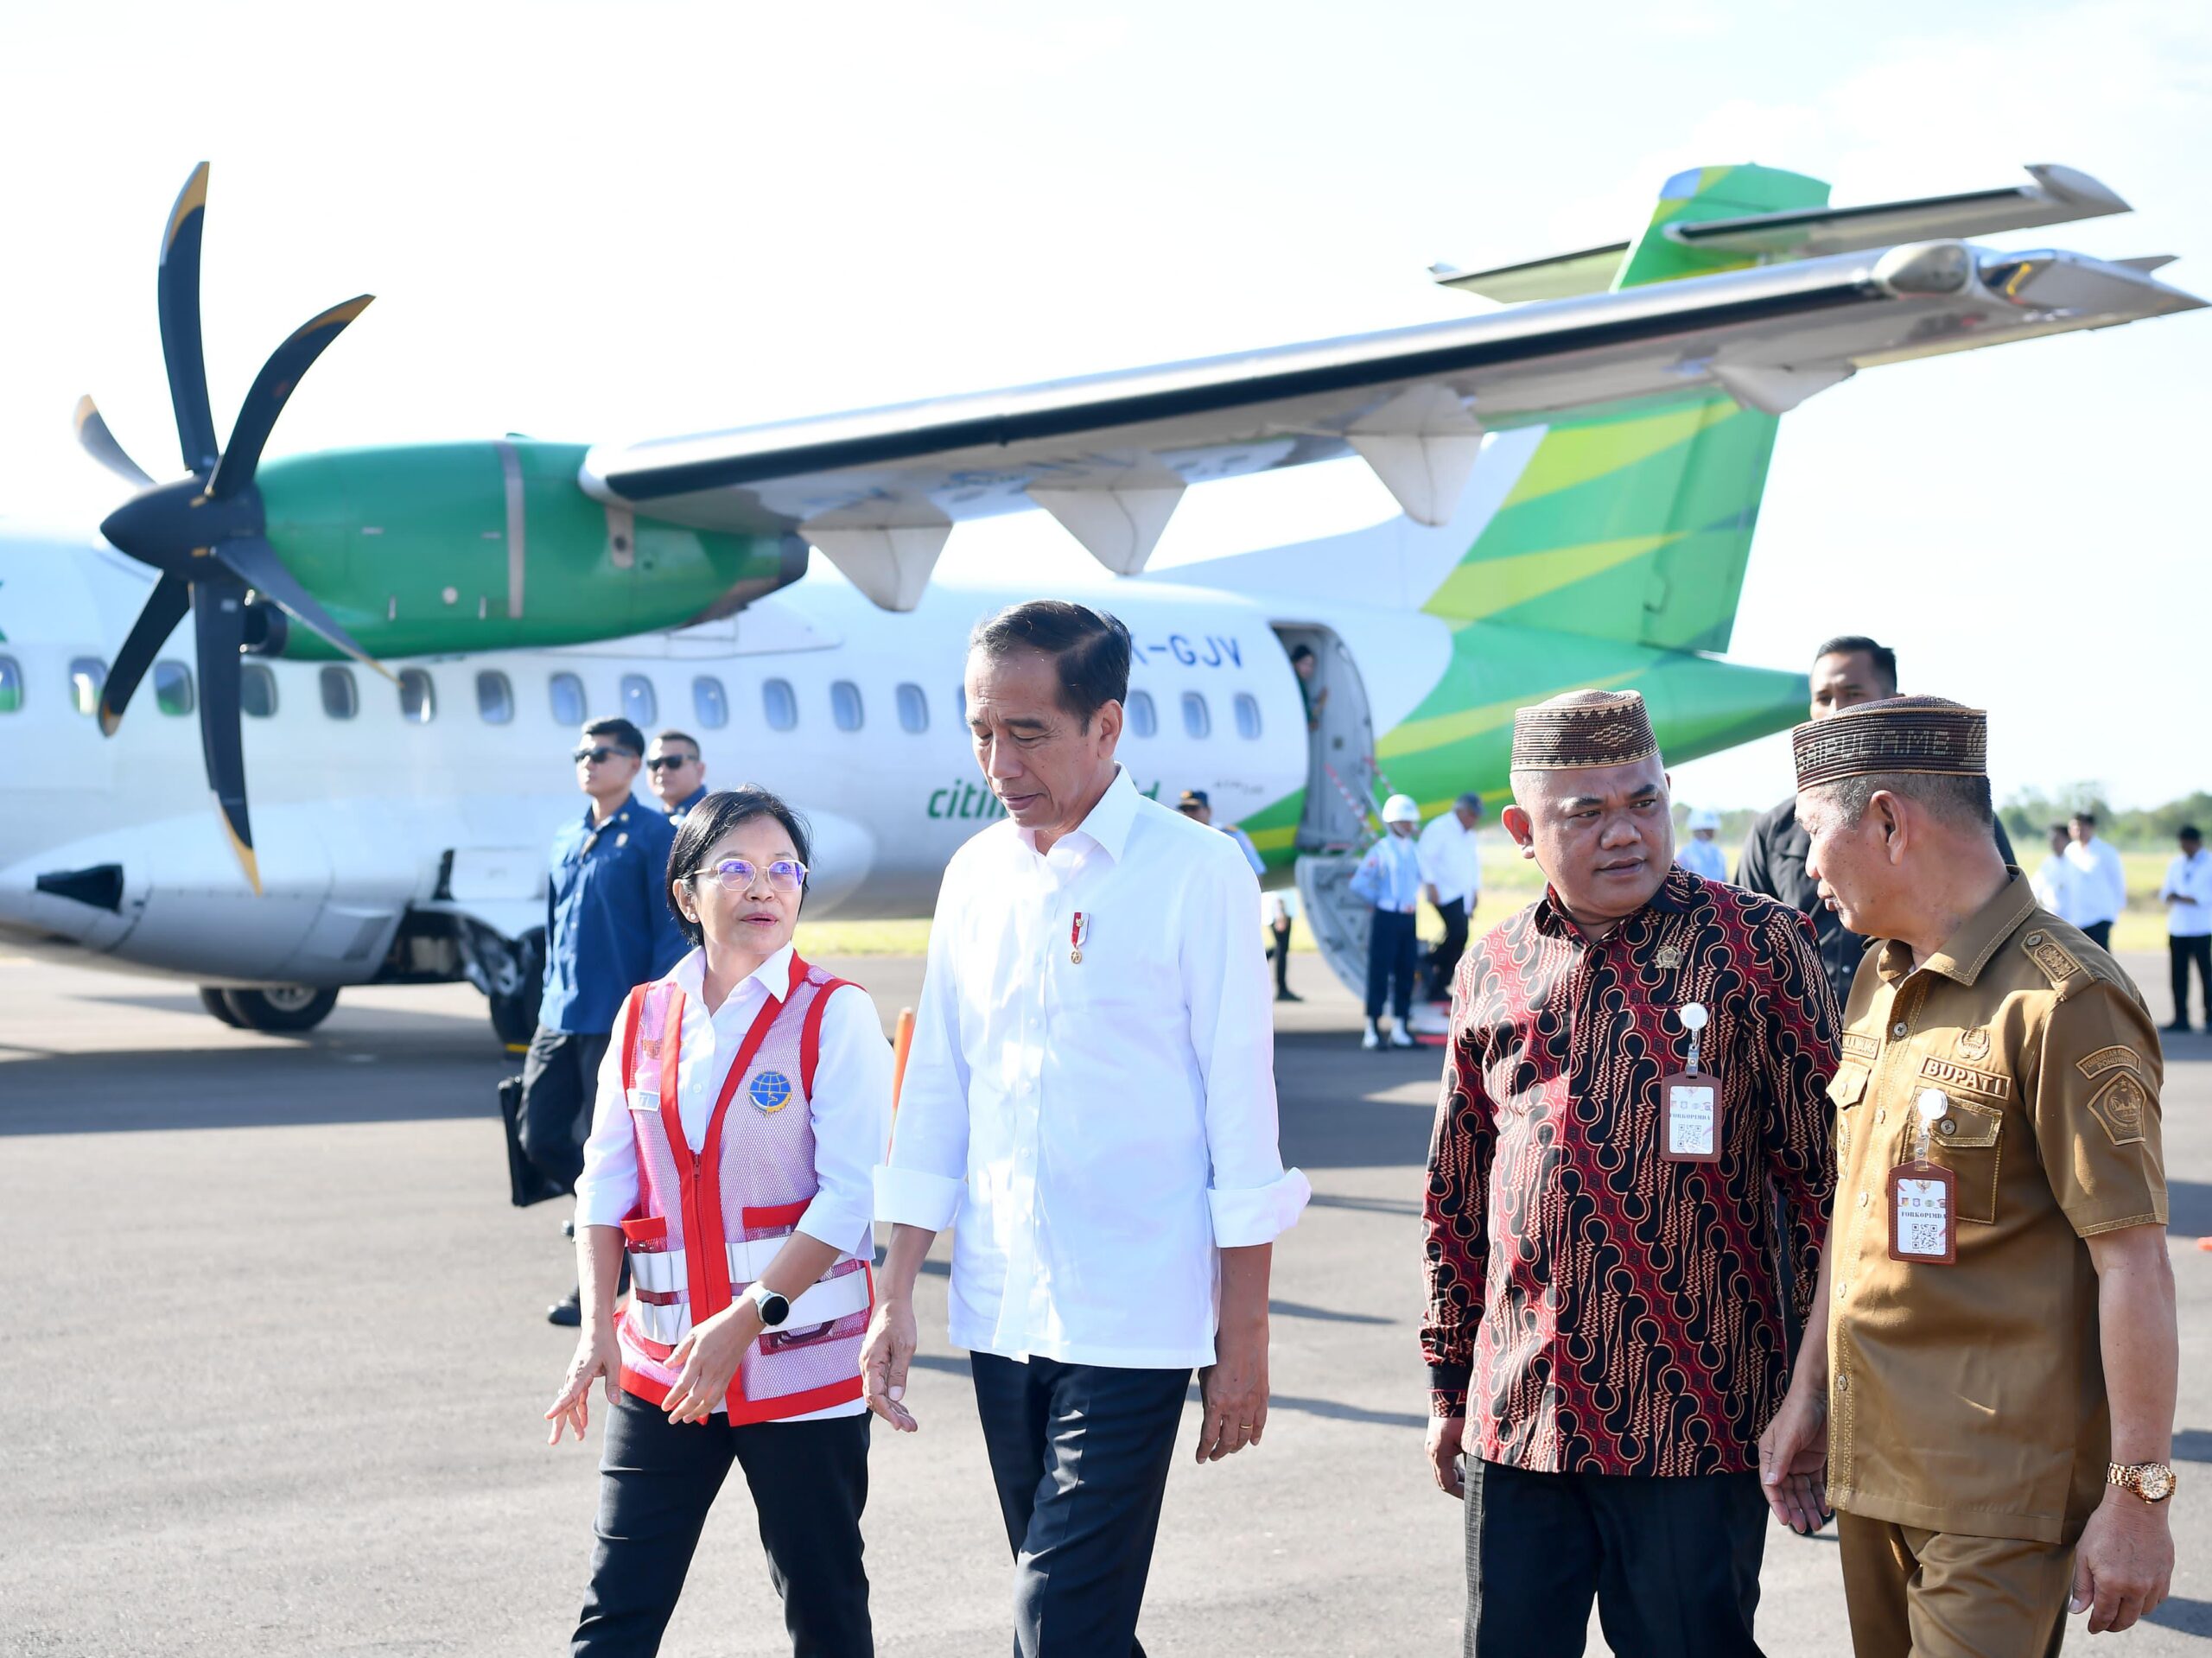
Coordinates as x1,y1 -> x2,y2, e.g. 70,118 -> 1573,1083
521,715 -> 688,1325
645,728 -> 710,826
1351,793 -> 1427,1051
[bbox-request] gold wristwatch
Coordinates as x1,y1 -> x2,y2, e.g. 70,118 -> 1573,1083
2108,1461 -> 2178,1503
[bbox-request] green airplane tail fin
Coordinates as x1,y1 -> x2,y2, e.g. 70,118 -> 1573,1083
1421,164 -> 1833,655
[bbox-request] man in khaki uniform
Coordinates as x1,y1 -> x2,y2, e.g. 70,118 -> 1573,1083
1758,696 -> 2177,1654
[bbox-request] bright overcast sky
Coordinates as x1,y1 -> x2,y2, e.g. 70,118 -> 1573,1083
2,0 -> 2204,809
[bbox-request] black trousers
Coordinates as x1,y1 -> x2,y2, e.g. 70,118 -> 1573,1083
1424,897 -> 1470,1001
1464,1460 -> 1768,1658
2172,934 -> 2211,1026
1366,909 -> 1418,1021
1270,920 -> 1293,996
2082,920 -> 2114,951
521,1025 -> 612,1195
970,1353 -> 1191,1658
572,1392 -> 872,1657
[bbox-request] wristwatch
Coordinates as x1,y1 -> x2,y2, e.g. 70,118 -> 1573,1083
746,1280 -> 791,1329
2108,1461 -> 2178,1503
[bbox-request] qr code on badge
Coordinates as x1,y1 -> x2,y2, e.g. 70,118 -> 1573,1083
1895,1177 -> 1948,1256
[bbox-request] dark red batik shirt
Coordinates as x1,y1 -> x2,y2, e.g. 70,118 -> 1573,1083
1422,867 -> 1840,1477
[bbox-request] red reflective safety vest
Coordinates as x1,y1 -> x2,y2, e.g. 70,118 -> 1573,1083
613,956 -> 874,1422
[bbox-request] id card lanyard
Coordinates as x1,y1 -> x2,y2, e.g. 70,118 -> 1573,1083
1886,1089 -> 1957,1264
1660,1001 -> 1722,1162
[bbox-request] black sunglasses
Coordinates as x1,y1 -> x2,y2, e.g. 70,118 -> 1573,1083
645,755 -> 697,772
572,745 -> 638,765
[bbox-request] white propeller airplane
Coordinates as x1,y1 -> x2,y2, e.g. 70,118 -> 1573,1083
0,160 -> 2197,1039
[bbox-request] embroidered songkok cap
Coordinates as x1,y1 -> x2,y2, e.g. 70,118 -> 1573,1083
1791,696 -> 1987,790
1510,689 -> 1658,772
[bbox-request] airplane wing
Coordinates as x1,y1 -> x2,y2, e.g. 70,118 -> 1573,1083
582,232 -> 2202,611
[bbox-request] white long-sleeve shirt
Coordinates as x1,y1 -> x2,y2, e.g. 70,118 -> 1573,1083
2063,836 -> 2128,928
2031,854 -> 2079,923
2163,848 -> 2212,938
1417,812 -> 1483,909
876,765 -> 1310,1369
575,944 -> 891,1261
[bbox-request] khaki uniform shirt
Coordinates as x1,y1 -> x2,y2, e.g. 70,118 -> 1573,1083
1826,874 -> 2166,1546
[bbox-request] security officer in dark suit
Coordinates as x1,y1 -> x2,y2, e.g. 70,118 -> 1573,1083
522,715 -> 688,1324
1739,637 -> 2012,1011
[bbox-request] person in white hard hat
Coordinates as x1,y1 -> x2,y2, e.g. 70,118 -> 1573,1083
1350,793 -> 1427,1049
1678,807 -> 1729,883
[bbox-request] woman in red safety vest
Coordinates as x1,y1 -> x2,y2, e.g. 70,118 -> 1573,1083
546,785 -> 892,1657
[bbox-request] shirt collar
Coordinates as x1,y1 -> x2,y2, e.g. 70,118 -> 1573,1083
1025,765 -> 1141,864
1887,871 -> 2038,987
671,784 -> 709,815
582,795 -> 637,828
671,942 -> 798,1007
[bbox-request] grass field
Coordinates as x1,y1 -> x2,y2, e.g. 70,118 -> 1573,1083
797,847 -> 2177,957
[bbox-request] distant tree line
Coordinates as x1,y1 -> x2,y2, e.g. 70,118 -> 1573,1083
1998,787 -> 2212,853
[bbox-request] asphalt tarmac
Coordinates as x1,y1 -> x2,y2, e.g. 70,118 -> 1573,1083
3,948 -> 2208,1656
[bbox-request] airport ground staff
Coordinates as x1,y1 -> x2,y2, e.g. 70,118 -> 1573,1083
646,728 -> 709,825
1678,806 -> 1729,881
1417,791 -> 1484,1001
2161,824 -> 2211,1032
1761,697 -> 2177,1653
861,601 -> 1308,1658
525,717 -> 689,1326
1424,689 -> 1840,1658
546,786 -> 892,1658
1352,793 -> 1426,1049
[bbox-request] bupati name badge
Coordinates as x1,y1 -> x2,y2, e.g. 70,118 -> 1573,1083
1888,1089 -> 1958,1264
1660,1001 -> 1723,1162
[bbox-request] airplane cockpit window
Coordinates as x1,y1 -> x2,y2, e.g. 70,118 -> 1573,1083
830,680 -> 864,733
621,673 -> 658,728
1181,690 -> 1211,740
0,656 -> 21,713
155,660 -> 195,717
1126,689 -> 1158,739
896,683 -> 928,734
762,678 -> 798,732
68,656 -> 107,717
549,671 -> 586,727
321,665 -> 359,720
240,664 -> 278,719
476,670 -> 515,725
1234,692 -> 1262,740
693,676 -> 729,730
398,668 -> 435,725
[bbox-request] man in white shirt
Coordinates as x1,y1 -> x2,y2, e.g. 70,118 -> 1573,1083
2160,824 -> 2211,1033
2065,810 -> 2130,950
1417,791 -> 1484,1003
2031,823 -> 2079,923
863,600 -> 1309,1658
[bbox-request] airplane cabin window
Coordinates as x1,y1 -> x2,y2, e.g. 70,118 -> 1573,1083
549,671 -> 586,727
476,670 -> 515,725
1126,689 -> 1158,739
693,676 -> 729,730
621,673 -> 658,728
241,664 -> 278,719
155,660 -> 195,716
896,683 -> 928,734
1234,692 -> 1262,740
830,680 -> 864,732
0,655 -> 21,713
398,668 -> 435,724
762,677 -> 798,732
68,656 -> 107,717
1181,690 -> 1211,740
321,665 -> 359,720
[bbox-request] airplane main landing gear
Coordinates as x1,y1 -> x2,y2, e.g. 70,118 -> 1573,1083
198,984 -> 341,1033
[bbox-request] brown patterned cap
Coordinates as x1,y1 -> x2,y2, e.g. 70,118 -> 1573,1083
1792,696 -> 1986,790
1510,689 -> 1658,772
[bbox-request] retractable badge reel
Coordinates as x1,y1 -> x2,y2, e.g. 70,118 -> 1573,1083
1887,1089 -> 1957,1264
1660,1002 -> 1722,1162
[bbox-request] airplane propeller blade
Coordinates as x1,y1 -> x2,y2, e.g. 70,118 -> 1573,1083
98,572 -> 192,735
207,295 -> 375,501
192,572 -> 259,895
157,162 -> 220,475
213,534 -> 391,680
73,396 -> 153,488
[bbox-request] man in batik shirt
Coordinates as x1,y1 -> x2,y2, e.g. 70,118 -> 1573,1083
1422,689 -> 1840,1658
